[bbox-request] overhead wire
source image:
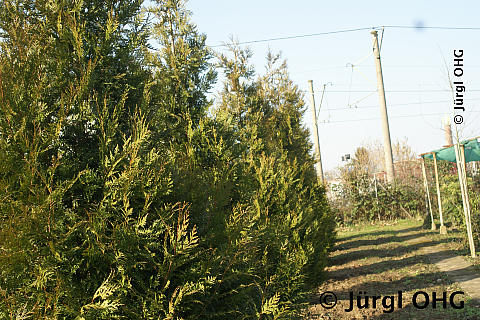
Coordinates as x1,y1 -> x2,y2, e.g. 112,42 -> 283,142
208,24 -> 480,131
316,82 -> 333,119
379,27 -> 385,51
209,25 -> 480,48
381,25 -> 480,30
209,27 -> 374,47
291,65 -> 480,73
416,83 -> 440,131
305,89 -> 480,93
344,91 -> 377,108
320,111 -> 480,124
316,98 -> 480,112
345,51 -> 376,107
346,63 -> 354,106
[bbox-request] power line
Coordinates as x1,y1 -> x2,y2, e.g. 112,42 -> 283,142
300,81 -> 480,86
306,89 -> 480,93
210,25 -> 480,47
382,25 -> 480,31
325,98 -> 480,111
210,27 -> 372,47
290,65 -> 480,74
321,111 -> 480,124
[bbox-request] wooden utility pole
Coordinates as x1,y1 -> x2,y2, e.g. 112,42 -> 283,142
421,158 -> 436,230
308,80 -> 324,184
371,30 -> 395,184
432,153 -> 447,234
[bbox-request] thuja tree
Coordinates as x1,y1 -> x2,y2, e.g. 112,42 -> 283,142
145,0 -> 220,234
0,1 -> 99,316
206,45 -> 335,318
0,0 -> 335,319
0,0 -> 204,318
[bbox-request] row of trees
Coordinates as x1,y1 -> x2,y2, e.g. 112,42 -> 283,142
0,0 -> 335,319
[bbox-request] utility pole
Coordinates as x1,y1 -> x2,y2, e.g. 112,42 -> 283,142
371,30 -> 395,183
442,115 -> 453,146
308,80 -> 324,184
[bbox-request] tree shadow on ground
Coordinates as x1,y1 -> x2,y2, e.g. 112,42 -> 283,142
338,225 -> 422,242
310,220 -> 480,319
312,260 -> 480,319
327,249 -> 464,280
336,231 -> 427,251
333,267 -> 478,298
330,240 -> 450,266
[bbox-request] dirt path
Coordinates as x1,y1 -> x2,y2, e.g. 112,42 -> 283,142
308,220 -> 480,320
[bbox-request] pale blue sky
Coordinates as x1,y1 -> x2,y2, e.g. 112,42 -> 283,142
186,0 -> 480,172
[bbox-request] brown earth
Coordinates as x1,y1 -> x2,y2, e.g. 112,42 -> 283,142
307,219 -> 480,320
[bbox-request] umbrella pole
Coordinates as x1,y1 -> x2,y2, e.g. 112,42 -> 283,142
458,144 -> 476,258
433,153 -> 447,234
421,158 -> 436,230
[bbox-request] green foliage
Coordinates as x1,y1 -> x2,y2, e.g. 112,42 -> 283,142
332,159 -> 424,225
440,169 -> 480,248
0,1 -> 334,319
440,174 -> 465,227
471,183 -> 480,247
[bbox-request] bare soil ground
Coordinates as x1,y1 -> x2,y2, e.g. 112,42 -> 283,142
308,219 -> 480,319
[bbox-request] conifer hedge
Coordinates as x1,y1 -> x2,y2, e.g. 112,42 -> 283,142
0,0 -> 335,318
